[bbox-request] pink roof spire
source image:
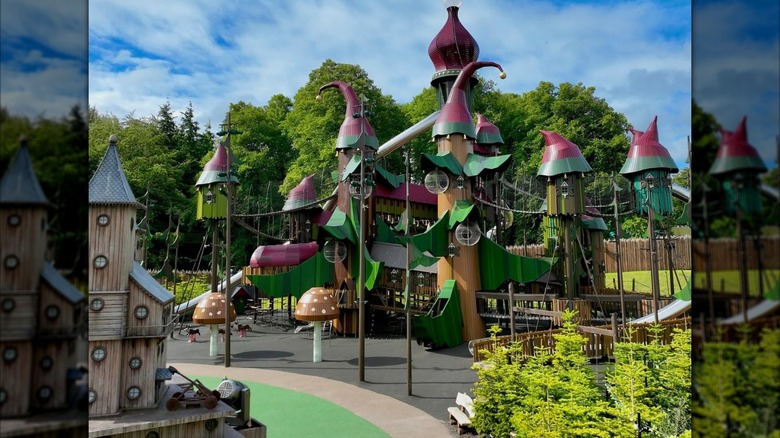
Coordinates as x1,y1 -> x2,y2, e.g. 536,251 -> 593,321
432,61 -> 505,139
710,116 -> 766,175
317,81 -> 378,150
620,116 -> 678,175
428,1 -> 479,73
536,130 -> 592,177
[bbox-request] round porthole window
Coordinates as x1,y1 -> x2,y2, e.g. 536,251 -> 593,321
7,214 -> 21,226
145,432 -> 160,438
1,298 -> 14,313
0,388 -> 7,405
45,305 -> 60,320
205,419 -> 219,431
91,347 -> 106,362
90,298 -> 105,311
129,356 -> 142,370
88,389 -> 96,404
3,347 -> 17,363
38,386 -> 53,402
97,214 -> 110,226
134,305 -> 149,320
127,386 -> 141,401
93,256 -> 108,269
40,356 -> 53,370
4,255 -> 19,270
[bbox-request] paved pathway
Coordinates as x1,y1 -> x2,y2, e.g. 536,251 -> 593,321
167,320 -> 480,437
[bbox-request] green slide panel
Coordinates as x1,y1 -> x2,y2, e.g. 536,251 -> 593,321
413,279 -> 463,348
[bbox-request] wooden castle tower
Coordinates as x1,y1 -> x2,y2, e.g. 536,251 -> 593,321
0,136 -> 87,435
88,135 -> 176,416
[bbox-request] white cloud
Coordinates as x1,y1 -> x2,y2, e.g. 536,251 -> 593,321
88,0 -> 694,167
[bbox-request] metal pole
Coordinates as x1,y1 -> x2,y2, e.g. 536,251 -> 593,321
736,203 -> 749,323
508,282 -> 516,337
224,113 -> 232,368
405,147 -> 412,396
647,202 -> 660,324
358,146 -> 366,382
564,218 -> 575,311
613,176 -> 626,327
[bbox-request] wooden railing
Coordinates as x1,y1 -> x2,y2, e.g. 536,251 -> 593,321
471,317 -> 691,362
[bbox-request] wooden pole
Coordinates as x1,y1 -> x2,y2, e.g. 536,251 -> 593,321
224,113 -> 232,368
508,282 -> 516,337
405,147 -> 412,396
613,175 -> 626,327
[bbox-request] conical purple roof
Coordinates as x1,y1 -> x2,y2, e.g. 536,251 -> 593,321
475,113 -> 504,149
428,3 -> 479,74
536,130 -> 592,177
283,174 -> 319,211
318,81 -> 378,150
709,116 -> 766,175
195,142 -> 239,186
620,116 -> 678,175
432,61 -> 505,139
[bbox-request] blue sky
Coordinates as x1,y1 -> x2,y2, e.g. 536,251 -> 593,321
84,0 -> 696,168
0,0 -> 88,119
692,0 -> 780,167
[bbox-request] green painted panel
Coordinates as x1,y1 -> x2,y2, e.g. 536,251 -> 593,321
247,252 -> 334,299
478,236 -> 555,290
196,186 -> 228,219
463,153 -> 511,177
448,200 -> 477,228
421,152 -> 463,175
400,211 -> 449,257
413,279 -> 464,348
321,207 -> 356,244
374,163 -> 403,189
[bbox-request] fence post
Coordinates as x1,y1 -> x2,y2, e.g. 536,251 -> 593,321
611,313 -> 619,343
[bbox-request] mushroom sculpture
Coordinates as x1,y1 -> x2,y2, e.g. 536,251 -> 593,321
294,287 -> 340,362
193,292 -> 236,357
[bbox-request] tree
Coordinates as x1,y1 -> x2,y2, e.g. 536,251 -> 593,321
279,59 -> 408,194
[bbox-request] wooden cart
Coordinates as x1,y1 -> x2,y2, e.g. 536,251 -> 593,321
165,366 -> 221,411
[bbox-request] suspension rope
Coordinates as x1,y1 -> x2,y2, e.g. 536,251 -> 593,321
233,193 -> 337,219
473,195 -> 545,215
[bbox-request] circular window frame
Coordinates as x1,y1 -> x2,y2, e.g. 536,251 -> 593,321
40,356 -> 53,371
37,385 -> 53,402
4,255 -> 19,270
7,214 -> 21,227
45,305 -> 60,321
91,346 -> 107,362
90,298 -> 105,311
127,386 -> 142,401
3,347 -> 17,363
205,419 -> 219,431
134,305 -> 149,320
88,389 -> 96,405
1,298 -> 14,313
0,388 -> 7,405
93,256 -> 108,269
129,356 -> 142,370
145,432 -> 160,438
97,214 -> 111,226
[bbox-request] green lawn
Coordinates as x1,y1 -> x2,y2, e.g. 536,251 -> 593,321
195,376 -> 389,438
605,270 -> 691,297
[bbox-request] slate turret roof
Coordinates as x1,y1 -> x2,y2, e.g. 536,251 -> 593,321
89,135 -> 139,206
0,136 -> 49,206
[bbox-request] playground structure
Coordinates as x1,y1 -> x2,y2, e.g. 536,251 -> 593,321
166,0 -> 712,355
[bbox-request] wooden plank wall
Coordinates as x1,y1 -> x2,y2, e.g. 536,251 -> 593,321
114,418 -> 226,438
0,292 -> 37,339
0,341 -> 32,417
127,282 -> 165,337
121,338 -> 157,410
89,292 -> 127,339
31,340 -> 70,410
89,339 -> 122,416
692,236 -> 779,271
89,206 -> 135,292
0,208 -> 47,292
38,280 -> 76,335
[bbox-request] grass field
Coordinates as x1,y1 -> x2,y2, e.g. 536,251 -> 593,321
605,270 -> 691,297
195,376 -> 389,438
606,269 -> 779,299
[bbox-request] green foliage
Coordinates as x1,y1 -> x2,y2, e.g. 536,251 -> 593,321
1,105 -> 89,285
471,313 -> 692,437
693,329 -> 780,437
621,216 -> 649,238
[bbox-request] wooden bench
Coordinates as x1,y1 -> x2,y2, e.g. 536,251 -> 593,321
447,392 -> 475,435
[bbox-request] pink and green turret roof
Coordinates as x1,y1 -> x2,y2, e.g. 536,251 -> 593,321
317,81 -> 378,151
283,174 -> 319,211
428,0 -> 479,80
536,131 -> 592,177
432,61 -> 505,139
709,116 -> 766,175
474,113 -> 503,154
195,142 -> 239,187
620,116 -> 678,176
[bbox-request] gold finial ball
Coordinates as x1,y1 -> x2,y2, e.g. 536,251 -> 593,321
315,94 -> 322,102
109,134 -> 118,144
499,71 -> 507,79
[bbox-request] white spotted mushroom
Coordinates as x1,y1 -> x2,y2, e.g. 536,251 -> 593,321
294,287 -> 340,363
192,292 -> 237,357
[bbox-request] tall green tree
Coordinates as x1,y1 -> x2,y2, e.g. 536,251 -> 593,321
279,59 -> 408,194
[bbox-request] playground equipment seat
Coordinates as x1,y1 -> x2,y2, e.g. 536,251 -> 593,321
447,392 -> 474,435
